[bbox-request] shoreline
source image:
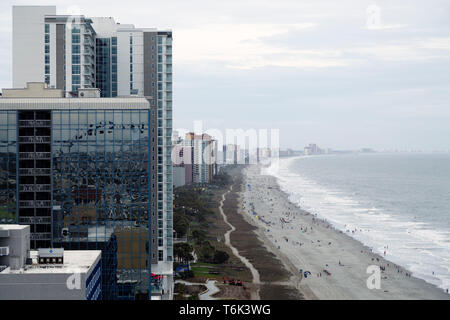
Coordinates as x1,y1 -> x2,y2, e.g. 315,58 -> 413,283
240,164 -> 450,300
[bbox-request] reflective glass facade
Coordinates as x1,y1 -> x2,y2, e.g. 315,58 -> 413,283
51,109 -> 151,298
0,107 -> 156,299
0,111 -> 17,224
96,38 -> 118,97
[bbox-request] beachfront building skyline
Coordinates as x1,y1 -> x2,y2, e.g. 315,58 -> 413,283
0,82 -> 172,299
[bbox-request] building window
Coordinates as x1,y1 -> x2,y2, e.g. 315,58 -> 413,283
45,24 -> 50,33
111,37 -> 117,45
72,34 -> 80,43
72,75 -> 80,85
45,65 -> 50,74
45,45 -> 50,54
45,34 -> 50,44
72,65 -> 80,74
45,55 -> 50,64
72,45 -> 80,54
72,26 -> 80,33
72,55 -> 80,64
158,250 -> 163,261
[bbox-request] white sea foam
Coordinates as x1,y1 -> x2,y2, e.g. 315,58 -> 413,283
262,156 -> 450,292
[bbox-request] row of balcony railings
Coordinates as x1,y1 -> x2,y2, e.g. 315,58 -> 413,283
19,184 -> 51,192
19,168 -> 51,175
19,216 -> 52,224
19,120 -> 51,127
19,136 -> 51,143
30,232 -> 51,240
19,200 -> 51,207
19,152 -> 51,159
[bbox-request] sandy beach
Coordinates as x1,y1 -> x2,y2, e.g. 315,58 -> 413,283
240,165 -> 450,300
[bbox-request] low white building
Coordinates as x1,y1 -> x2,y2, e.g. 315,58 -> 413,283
0,225 -> 101,300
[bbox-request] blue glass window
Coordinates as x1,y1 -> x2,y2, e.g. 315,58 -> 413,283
72,75 -> 81,84
72,34 -> 80,43
72,65 -> 80,75
72,55 -> 80,64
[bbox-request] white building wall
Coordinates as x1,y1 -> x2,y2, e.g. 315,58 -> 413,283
12,6 -> 56,88
116,31 -> 130,96
49,23 -> 57,88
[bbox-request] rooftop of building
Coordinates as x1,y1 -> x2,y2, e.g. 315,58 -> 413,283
0,250 -> 101,275
0,225 -> 28,231
0,83 -> 151,110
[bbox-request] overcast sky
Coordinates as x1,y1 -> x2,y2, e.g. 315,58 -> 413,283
1,0 -> 450,150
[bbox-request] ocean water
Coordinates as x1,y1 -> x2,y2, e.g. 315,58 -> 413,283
263,153 -> 450,292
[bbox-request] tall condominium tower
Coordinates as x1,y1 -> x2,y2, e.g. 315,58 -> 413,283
13,6 -> 96,92
183,133 -> 216,184
10,6 -> 173,299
